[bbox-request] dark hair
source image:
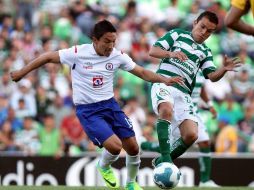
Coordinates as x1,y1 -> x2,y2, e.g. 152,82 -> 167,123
196,11 -> 218,25
92,20 -> 116,40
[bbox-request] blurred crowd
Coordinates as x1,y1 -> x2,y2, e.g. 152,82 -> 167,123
1,0 -> 254,156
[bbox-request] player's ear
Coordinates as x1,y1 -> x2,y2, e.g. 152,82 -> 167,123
92,36 -> 98,43
193,20 -> 198,27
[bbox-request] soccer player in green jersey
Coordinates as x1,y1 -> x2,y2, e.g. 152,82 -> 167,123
148,11 -> 241,168
142,70 -> 219,187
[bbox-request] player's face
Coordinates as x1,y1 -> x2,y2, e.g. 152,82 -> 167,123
93,32 -> 117,57
192,17 -> 217,43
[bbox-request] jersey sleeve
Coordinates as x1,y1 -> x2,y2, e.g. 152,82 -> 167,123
200,49 -> 216,79
119,53 -> 136,71
153,29 -> 180,50
231,0 -> 246,10
58,46 -> 76,67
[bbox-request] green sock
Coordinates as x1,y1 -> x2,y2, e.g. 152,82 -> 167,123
141,142 -> 160,152
156,119 -> 172,163
199,147 -> 211,182
170,137 -> 190,160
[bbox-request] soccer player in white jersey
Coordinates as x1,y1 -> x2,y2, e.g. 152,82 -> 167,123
148,11 -> 241,167
10,20 -> 184,190
141,70 -> 220,187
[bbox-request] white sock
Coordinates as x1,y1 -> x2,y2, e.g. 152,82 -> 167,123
126,153 -> 141,183
98,148 -> 119,169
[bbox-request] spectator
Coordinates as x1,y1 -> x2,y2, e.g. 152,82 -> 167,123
123,96 -> 146,145
47,93 -> 71,128
38,114 -> 62,156
10,78 -> 37,117
15,116 -> 40,155
60,107 -> 93,155
215,116 -> 238,154
0,120 -> 18,151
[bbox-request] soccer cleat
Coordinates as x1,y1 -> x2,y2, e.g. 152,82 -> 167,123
199,180 -> 220,187
96,162 -> 119,189
125,181 -> 143,190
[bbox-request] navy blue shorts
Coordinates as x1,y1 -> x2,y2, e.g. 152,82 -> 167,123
76,97 -> 135,147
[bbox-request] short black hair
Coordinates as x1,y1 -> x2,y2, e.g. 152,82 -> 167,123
92,20 -> 116,40
196,11 -> 218,25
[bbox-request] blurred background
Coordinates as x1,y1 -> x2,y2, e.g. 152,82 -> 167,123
0,0 -> 254,160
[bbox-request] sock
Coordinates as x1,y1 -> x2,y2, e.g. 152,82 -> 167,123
141,141 -> 160,153
98,148 -> 119,169
156,119 -> 172,163
126,153 -> 141,183
199,147 -> 211,182
170,137 -> 190,160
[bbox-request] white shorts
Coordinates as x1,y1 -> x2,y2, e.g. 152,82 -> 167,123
170,112 -> 210,145
151,83 -> 198,133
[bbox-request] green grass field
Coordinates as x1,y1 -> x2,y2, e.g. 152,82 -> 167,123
0,187 -> 253,190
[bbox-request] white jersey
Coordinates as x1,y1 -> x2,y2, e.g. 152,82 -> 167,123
59,44 -> 136,105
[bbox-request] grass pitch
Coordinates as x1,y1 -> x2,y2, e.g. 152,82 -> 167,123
0,187 -> 253,190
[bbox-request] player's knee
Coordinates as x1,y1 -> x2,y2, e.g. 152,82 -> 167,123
127,143 -> 140,155
183,131 -> 198,145
109,146 -> 122,155
158,103 -> 173,120
107,141 -> 122,155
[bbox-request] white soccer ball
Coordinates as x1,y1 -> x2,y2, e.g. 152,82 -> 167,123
153,162 -> 181,189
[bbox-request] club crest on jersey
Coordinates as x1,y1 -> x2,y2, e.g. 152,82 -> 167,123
159,88 -> 170,96
93,76 -> 103,88
105,63 -> 113,70
192,43 -> 197,49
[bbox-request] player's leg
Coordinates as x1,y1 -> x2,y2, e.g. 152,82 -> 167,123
96,135 -> 122,189
99,135 -> 122,167
150,84 -> 175,165
198,141 -> 212,184
156,102 -> 173,163
114,110 -> 143,190
169,92 -> 198,160
76,106 -> 121,189
122,137 -> 143,190
170,119 -> 198,160
141,141 -> 160,152
196,117 -> 219,187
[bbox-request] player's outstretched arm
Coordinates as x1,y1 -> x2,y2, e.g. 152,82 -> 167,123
224,5 -> 254,36
149,46 -> 188,62
129,64 -> 184,86
207,55 -> 242,82
10,51 -> 60,82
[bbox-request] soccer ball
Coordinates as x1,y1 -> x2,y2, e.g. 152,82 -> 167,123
153,162 -> 181,189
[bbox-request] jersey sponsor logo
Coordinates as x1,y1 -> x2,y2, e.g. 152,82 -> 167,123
83,65 -> 93,69
83,62 -> 93,69
170,58 -> 194,77
105,63 -> 113,70
93,76 -> 103,88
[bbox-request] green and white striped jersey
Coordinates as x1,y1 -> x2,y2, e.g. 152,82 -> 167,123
154,28 -> 216,95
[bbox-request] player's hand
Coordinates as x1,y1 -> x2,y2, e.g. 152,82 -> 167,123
222,55 -> 242,71
165,76 -> 184,86
168,51 -> 188,62
10,70 -> 25,82
209,106 -> 217,119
